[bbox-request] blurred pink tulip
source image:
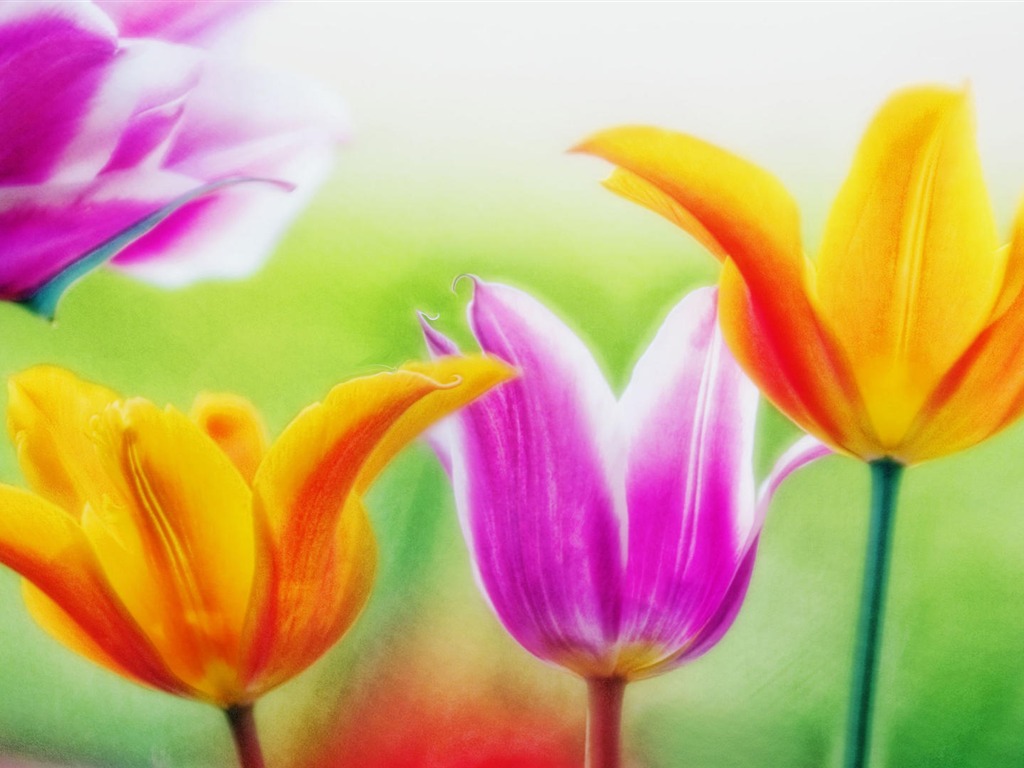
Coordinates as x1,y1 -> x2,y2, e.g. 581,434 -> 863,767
0,1 -> 344,317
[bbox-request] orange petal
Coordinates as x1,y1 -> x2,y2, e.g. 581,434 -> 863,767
7,366 -> 121,516
0,485 -> 183,694
719,258 -> 876,458
88,399 -> 255,703
242,358 -> 509,691
243,496 -> 376,697
573,125 -> 804,293
814,86 -> 1001,448
190,393 -> 269,485
22,580 -> 151,688
900,202 -> 1024,461
355,355 -> 515,493
575,126 -> 873,452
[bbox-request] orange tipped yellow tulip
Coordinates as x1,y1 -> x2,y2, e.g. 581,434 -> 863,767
0,360 -> 511,709
576,86 -> 1024,465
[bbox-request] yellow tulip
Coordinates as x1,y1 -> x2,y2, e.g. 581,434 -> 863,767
0,360 -> 510,756
575,86 -> 1024,465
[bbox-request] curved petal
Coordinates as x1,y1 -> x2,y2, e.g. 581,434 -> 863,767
815,86 -> 1001,448
243,495 -> 376,698
719,257 -> 875,458
88,399 -> 254,704
242,364 -> 504,688
190,392 -> 269,485
0,2 -> 117,185
896,198 -> 1024,461
111,62 -> 347,287
355,356 -> 515,494
442,279 -> 624,675
7,366 -> 121,515
22,580 -> 153,688
573,126 -> 802,280
576,125 -> 868,457
0,169 -> 196,301
616,287 -> 758,674
0,484 -> 183,694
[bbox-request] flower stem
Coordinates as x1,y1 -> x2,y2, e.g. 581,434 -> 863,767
225,704 -> 267,768
844,458 -> 904,768
586,677 -> 625,768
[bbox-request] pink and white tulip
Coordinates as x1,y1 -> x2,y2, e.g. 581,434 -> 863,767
0,1 -> 343,316
423,280 -> 827,680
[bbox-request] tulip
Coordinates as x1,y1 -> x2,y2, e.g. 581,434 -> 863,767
575,85 -> 1019,767
0,2 -> 343,318
0,360 -> 511,767
421,280 -> 826,768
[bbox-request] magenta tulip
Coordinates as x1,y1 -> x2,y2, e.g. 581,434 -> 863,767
422,280 -> 827,768
0,1 -> 343,317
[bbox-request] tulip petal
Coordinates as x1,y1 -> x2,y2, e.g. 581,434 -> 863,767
718,257 -> 875,458
190,393 -> 269,485
441,279 -> 624,675
577,125 -> 869,457
815,86 -> 1001,448
0,2 -> 117,185
901,205 -> 1024,461
88,399 -> 254,702
573,125 -> 802,286
0,484 -> 183,693
617,288 -> 758,675
7,366 -> 121,515
17,175 -> 279,319
242,368 -> 486,687
244,495 -> 376,697
21,580 -> 151,688
111,62 -> 346,287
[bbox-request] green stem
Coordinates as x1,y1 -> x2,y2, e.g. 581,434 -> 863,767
844,458 -> 904,768
585,677 -> 625,768
225,704 -> 267,768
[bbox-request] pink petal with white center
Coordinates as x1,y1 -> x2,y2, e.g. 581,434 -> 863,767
111,62 -> 346,286
617,287 -> 760,672
0,2 -> 117,185
440,280 -> 625,675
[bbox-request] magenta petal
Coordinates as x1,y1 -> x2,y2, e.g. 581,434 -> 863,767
618,287 -> 760,658
0,3 -> 117,184
95,0 -> 262,46
0,171 -> 196,299
446,280 -> 624,671
110,62 -> 346,286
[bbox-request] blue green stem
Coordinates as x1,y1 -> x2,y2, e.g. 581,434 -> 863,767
844,458 -> 904,768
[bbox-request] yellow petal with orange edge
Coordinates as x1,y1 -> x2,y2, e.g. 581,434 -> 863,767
899,203 -> 1024,462
241,359 -> 508,691
7,366 -> 122,516
573,125 -> 804,295
86,399 -> 254,701
22,580 -> 159,690
574,127 -> 872,451
241,495 -> 376,698
815,86 -> 1001,449
355,355 -> 515,493
0,485 -> 183,693
600,168 -> 730,261
190,393 -> 269,485
719,258 -> 877,459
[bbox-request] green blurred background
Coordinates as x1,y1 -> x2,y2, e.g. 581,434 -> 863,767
1,3 -> 1024,766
